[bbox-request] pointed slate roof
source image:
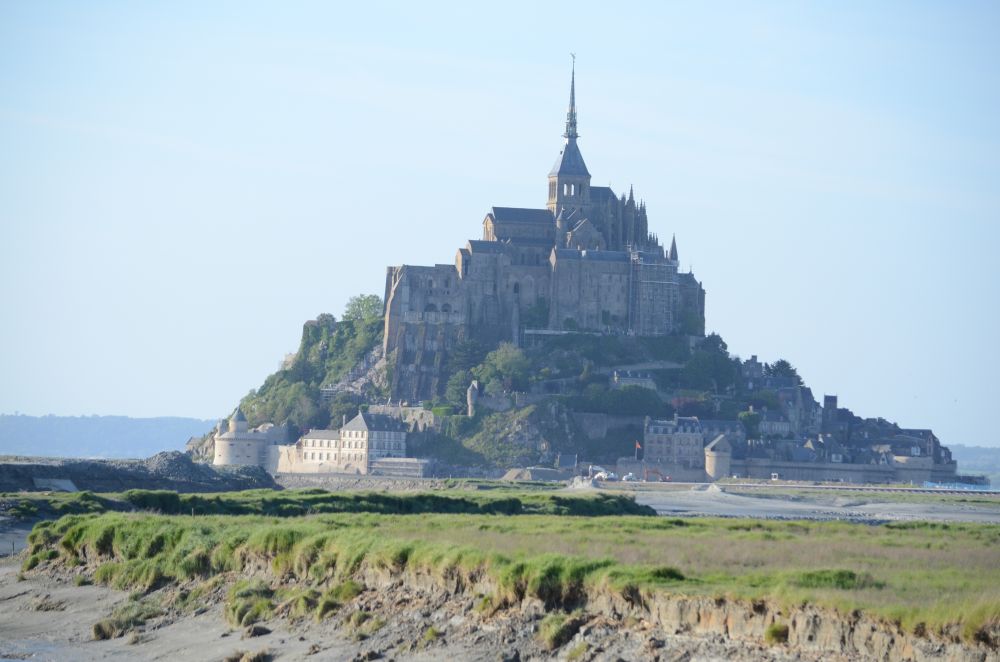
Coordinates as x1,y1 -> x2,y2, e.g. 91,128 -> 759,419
549,60 -> 590,178
549,139 -> 590,178
341,412 -> 406,433
669,235 -> 678,262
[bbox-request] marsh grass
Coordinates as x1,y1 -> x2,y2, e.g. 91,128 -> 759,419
538,610 -> 585,650
765,622 -> 789,645
226,579 -> 274,627
421,625 -> 441,645
566,640 -> 588,660
348,610 -> 385,640
25,507 -> 1000,643
92,595 -> 163,640
5,488 -> 653,520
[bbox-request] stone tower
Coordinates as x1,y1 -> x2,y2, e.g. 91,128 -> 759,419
547,58 -> 591,220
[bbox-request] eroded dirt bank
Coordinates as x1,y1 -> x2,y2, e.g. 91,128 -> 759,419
3,553 -> 996,662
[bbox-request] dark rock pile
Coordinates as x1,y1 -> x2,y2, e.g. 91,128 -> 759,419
0,451 -> 277,493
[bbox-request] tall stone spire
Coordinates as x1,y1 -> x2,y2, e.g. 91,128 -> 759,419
669,234 -> 678,261
564,54 -> 578,140
547,55 -> 591,214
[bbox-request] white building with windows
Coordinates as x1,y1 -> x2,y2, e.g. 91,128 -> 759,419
278,412 -> 407,475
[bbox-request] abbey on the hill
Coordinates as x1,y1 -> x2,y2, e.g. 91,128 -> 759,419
383,64 -> 706,401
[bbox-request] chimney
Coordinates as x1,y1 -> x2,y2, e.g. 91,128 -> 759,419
342,414 -> 347,427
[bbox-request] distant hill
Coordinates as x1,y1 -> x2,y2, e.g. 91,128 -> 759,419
949,444 -> 1000,487
0,414 -> 215,459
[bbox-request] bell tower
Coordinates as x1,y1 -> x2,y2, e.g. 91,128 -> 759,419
547,56 -> 591,218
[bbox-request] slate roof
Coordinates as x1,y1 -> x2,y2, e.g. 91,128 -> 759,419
701,419 -> 746,432
582,250 -> 628,262
554,249 -> 582,260
342,412 -> 406,433
467,240 -> 506,254
548,139 -> 591,177
232,408 -> 247,423
491,207 -> 553,224
590,186 -> 617,204
301,429 -> 340,441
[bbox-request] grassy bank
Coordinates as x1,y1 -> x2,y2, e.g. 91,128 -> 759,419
1,487 -> 653,519
23,510 -> 1000,643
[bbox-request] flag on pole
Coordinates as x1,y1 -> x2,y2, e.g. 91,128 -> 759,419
635,441 -> 642,449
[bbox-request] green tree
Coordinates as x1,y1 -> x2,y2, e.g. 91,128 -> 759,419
765,359 -> 803,385
445,370 -> 473,407
748,389 -> 780,411
473,343 -> 530,391
327,393 -> 360,429
343,294 -> 383,322
701,333 -> 729,356
446,340 -> 489,374
679,350 -> 738,393
739,409 -> 762,439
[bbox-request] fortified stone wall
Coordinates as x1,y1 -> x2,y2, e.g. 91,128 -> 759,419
733,458 -> 957,484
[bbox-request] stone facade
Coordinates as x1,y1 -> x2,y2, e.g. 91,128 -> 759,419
212,408 -> 288,469
383,66 -> 706,402
644,415 -> 705,469
277,412 -> 407,475
704,435 -> 733,480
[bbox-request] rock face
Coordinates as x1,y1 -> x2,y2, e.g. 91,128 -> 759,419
347,559 -> 998,662
0,451 -> 277,493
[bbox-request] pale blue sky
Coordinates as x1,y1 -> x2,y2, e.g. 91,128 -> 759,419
1,2 -> 998,447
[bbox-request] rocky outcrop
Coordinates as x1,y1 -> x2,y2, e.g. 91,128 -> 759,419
0,452 -> 277,493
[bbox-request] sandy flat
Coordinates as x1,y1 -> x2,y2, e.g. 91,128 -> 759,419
628,485 -> 1000,523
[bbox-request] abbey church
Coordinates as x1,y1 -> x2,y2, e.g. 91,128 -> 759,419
383,65 -> 706,401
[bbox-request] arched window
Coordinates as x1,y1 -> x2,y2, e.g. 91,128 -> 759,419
441,303 -> 451,313
424,303 -> 438,313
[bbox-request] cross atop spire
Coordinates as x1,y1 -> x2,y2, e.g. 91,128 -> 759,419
564,54 -> 578,141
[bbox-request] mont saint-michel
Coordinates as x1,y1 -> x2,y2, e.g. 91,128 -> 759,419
201,67 -> 973,490
383,63 -> 705,402
3,8 -> 999,660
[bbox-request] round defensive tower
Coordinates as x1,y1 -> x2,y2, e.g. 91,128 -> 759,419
704,435 -> 732,481
213,407 -> 263,467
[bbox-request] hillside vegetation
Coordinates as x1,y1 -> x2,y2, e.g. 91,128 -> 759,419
216,293 -> 830,470
238,295 -> 385,435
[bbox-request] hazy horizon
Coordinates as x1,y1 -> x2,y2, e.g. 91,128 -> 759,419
2,3 -> 998,447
